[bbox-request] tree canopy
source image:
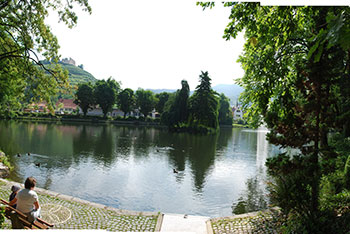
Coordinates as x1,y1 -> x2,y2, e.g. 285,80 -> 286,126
94,78 -> 120,118
74,83 -> 94,116
201,3 -> 350,232
188,71 -> 219,130
161,80 -> 190,127
135,89 -> 156,118
218,93 -> 233,125
0,0 -> 91,116
155,92 -> 170,114
117,88 -> 136,118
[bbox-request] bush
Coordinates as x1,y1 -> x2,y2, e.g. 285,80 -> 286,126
0,150 -> 13,170
0,206 -> 5,228
344,155 -> 350,190
266,153 -> 321,232
126,116 -> 137,121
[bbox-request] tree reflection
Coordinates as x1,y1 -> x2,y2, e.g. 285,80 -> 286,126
231,174 -> 269,214
216,128 -> 233,152
115,127 -> 133,159
187,134 -> 218,192
72,125 -> 96,156
131,127 -> 152,158
93,125 -> 114,166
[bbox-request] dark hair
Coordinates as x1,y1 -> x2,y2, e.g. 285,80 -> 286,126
24,177 -> 36,189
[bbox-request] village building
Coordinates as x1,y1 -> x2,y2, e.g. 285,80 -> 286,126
232,105 -> 243,120
56,99 -> 79,114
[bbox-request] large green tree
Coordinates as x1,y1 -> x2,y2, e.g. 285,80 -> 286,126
200,3 -> 350,232
117,88 -> 135,118
0,0 -> 91,116
218,93 -> 233,125
74,83 -> 94,116
188,71 -> 219,130
161,80 -> 190,127
135,89 -> 156,118
155,92 -> 170,114
94,78 -> 120,118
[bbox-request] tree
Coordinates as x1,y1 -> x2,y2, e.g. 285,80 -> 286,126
94,78 -> 120,118
218,93 -> 233,125
74,83 -> 94,117
135,89 -> 156,118
0,0 -> 91,116
117,88 -> 135,118
161,80 -> 190,127
199,3 -> 350,231
188,71 -> 219,130
155,92 -> 170,114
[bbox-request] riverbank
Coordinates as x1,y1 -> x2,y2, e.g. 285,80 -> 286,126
0,178 -> 280,233
12,115 -> 165,127
4,116 -> 246,129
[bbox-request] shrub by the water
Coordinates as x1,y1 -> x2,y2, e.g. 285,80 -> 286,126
344,155 -> 350,190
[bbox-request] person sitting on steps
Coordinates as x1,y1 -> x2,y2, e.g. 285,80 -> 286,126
9,177 -> 41,223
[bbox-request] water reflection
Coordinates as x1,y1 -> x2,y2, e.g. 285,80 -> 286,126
0,120 -> 278,217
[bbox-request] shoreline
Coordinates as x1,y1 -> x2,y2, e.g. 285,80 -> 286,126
1,116 -> 247,129
0,179 -> 278,233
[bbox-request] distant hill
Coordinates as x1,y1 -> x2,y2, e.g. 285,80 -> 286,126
41,60 -> 98,87
147,84 -> 244,105
212,84 -> 244,105
58,62 -> 97,87
40,60 -> 98,100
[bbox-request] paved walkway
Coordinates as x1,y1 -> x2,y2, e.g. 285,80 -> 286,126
0,179 -> 161,231
0,178 -> 278,233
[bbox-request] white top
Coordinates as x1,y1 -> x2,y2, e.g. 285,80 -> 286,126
16,189 -> 38,213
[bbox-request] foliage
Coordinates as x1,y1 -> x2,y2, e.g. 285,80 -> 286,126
74,83 -> 94,116
0,150 -> 12,170
161,80 -> 190,127
345,155 -> 350,190
135,89 -> 156,118
0,206 -> 4,229
94,78 -> 120,118
200,3 -> 350,232
218,93 -> 233,126
155,92 -> 170,114
0,0 -> 91,117
117,88 -> 136,118
188,71 -> 219,131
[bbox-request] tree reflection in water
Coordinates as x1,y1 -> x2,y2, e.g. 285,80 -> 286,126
232,171 -> 269,215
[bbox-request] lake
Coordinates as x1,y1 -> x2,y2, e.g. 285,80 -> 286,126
0,120 -> 279,217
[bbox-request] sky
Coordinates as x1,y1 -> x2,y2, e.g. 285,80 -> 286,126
46,1 -> 246,90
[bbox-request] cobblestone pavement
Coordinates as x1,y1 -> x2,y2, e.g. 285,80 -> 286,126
0,179 -> 160,231
209,209 -> 282,234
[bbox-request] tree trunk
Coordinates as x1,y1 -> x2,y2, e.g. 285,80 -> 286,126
344,121 -> 350,138
320,129 -> 328,148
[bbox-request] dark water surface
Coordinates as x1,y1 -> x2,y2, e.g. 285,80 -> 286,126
0,120 -> 279,217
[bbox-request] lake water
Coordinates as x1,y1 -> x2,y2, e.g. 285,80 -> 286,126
0,120 -> 279,217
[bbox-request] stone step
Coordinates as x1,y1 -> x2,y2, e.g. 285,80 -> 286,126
160,213 -> 210,234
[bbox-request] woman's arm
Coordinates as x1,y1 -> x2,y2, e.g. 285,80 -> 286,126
9,197 -> 17,206
33,201 -> 40,210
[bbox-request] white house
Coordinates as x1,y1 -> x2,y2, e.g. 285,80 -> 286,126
232,105 -> 244,120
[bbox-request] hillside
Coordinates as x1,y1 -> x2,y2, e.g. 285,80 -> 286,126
212,84 -> 244,105
41,60 -> 98,87
59,62 -> 97,86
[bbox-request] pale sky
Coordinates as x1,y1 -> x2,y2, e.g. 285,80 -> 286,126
46,1 -> 245,90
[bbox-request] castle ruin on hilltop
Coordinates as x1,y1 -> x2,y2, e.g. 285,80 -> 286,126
61,57 -> 76,66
